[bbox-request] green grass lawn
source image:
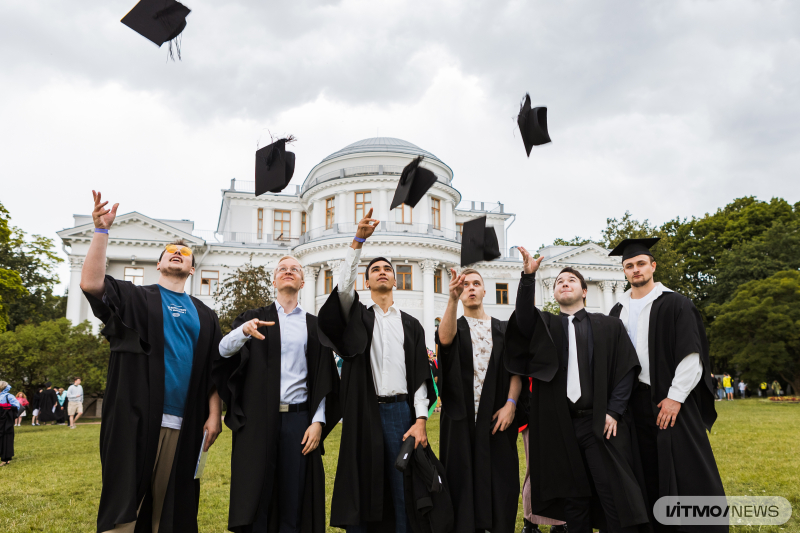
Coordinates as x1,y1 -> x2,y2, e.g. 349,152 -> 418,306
2,399 -> 799,532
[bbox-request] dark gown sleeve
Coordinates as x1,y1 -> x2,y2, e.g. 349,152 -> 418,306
606,319 -> 640,420
316,287 -> 369,359
677,297 -> 718,431
82,276 -> 150,355
515,272 -> 538,333
504,276 -> 559,382
434,321 -> 468,421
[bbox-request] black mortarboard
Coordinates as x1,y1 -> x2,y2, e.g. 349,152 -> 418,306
121,0 -> 191,56
517,93 -> 551,156
608,238 -> 661,262
461,216 -> 502,267
255,138 -> 296,196
390,156 -> 438,210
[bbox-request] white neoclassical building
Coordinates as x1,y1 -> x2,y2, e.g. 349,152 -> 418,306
58,137 -> 628,349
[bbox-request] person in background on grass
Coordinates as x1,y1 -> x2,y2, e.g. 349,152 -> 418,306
723,373 -> 734,401
67,378 -> 84,429
55,387 -> 68,425
771,380 -> 782,397
711,373 -> 720,402
738,380 -> 746,400
0,381 -> 21,466
14,392 -> 29,427
38,382 -> 58,425
81,191 -> 223,533
31,387 -> 42,426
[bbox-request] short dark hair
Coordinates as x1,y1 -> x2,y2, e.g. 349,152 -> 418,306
366,257 -> 393,280
158,239 -> 196,267
556,267 -> 588,303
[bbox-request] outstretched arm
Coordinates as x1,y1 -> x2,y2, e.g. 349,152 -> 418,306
437,268 -> 465,347
80,191 -> 119,299
515,247 -> 544,333
338,208 -> 380,321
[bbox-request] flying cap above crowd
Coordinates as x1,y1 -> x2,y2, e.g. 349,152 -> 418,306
121,0 -> 191,59
255,137 -> 297,196
517,93 -> 551,156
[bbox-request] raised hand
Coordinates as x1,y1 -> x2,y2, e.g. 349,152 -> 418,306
92,190 -> 119,230
242,318 -> 275,340
448,268 -> 466,301
354,208 -> 380,242
518,246 -> 544,275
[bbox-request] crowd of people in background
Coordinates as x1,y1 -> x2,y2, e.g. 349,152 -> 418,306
711,373 -> 790,401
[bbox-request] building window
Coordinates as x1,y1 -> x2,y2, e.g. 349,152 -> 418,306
431,198 -> 441,229
355,191 -> 372,222
301,211 -> 307,234
496,283 -> 509,305
325,270 -> 333,294
434,269 -> 442,293
397,265 -> 412,290
325,197 -> 335,229
395,203 -> 412,224
124,267 -> 144,286
257,208 -> 264,239
200,271 -> 219,296
274,210 -> 291,240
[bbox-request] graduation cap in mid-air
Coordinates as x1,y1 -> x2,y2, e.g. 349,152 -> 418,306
255,138 -> 296,196
517,93 -> 551,156
461,216 -> 502,266
121,0 -> 191,59
390,156 -> 438,210
608,238 -> 661,262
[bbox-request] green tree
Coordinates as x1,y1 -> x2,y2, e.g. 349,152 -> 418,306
214,258 -> 274,334
543,299 -> 560,315
0,202 -> 65,330
707,271 -> 800,395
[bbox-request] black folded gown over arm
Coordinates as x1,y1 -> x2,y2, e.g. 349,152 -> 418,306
211,304 -> 341,533
38,389 -> 58,422
83,275 -> 221,533
504,276 -> 649,531
316,287 -> 437,532
436,316 -> 525,533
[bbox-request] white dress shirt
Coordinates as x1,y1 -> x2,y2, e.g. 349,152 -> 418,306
338,247 -> 430,419
616,282 -> 703,403
218,302 -> 326,425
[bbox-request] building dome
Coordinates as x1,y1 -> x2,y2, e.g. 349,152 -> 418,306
320,137 -> 443,163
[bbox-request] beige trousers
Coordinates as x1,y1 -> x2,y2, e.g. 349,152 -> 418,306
105,427 -> 181,533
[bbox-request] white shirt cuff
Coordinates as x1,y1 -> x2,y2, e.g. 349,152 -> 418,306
413,382 -> 430,419
667,352 -> 703,403
311,397 -> 326,425
218,325 -> 251,358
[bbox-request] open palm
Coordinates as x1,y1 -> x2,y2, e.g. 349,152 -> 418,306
92,190 -> 119,230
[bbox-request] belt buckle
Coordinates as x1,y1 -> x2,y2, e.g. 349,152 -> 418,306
279,404 -> 289,413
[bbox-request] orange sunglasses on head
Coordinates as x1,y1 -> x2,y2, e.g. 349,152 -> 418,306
164,244 -> 193,257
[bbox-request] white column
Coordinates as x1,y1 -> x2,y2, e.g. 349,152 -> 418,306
443,199 -> 453,232
542,278 -> 555,304
378,188 -> 389,222
418,195 -> 430,226
263,207 -> 274,241
302,266 -> 319,314
290,209 -> 301,239
599,281 -> 614,314
614,281 -> 628,303
336,192 -> 347,225
421,259 -> 439,349
66,256 -> 84,326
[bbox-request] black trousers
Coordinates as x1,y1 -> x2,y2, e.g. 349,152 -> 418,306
564,416 -> 636,533
253,411 -> 309,533
630,388 -> 678,533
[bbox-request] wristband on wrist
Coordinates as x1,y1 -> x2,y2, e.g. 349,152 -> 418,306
94,228 -> 109,234
507,398 -> 516,406
353,236 -> 366,243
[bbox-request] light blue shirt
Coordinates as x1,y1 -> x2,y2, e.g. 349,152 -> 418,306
218,302 -> 326,425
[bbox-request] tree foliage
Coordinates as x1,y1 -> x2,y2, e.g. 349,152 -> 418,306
0,202 -> 65,330
708,271 -> 800,395
214,257 -> 274,334
0,318 -> 110,397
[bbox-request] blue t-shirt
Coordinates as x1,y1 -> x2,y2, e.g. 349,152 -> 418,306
159,285 -> 200,418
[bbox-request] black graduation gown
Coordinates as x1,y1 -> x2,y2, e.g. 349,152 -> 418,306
610,291 -> 726,532
84,276 -> 222,533
436,316 -> 524,533
31,390 -> 42,411
212,304 -> 342,533
504,307 -> 650,530
38,389 -> 58,422
317,287 -> 437,532
0,395 -> 17,461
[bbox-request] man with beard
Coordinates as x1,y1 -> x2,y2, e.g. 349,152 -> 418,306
436,268 -> 524,533
505,247 -> 650,533
317,208 -> 436,533
213,255 -> 341,533
81,191 -> 223,533
609,239 -> 725,533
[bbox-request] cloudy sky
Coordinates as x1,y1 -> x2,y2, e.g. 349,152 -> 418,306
2,0 -> 799,292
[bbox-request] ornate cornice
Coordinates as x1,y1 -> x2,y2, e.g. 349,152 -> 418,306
420,259 -> 439,274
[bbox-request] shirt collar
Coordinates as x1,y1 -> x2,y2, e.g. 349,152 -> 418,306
371,301 -> 400,316
619,282 -> 673,308
561,308 -> 588,321
276,301 -> 304,316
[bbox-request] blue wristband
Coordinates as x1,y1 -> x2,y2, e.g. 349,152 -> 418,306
353,236 -> 366,243
94,228 -> 109,234
507,398 -> 516,406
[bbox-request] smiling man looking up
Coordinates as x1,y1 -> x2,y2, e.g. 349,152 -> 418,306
317,208 -> 436,533
212,255 -> 341,533
80,191 -> 223,533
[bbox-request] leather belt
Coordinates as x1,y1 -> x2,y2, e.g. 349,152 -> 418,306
279,402 -> 308,413
377,394 -> 408,404
635,381 -> 651,392
569,409 -> 593,419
